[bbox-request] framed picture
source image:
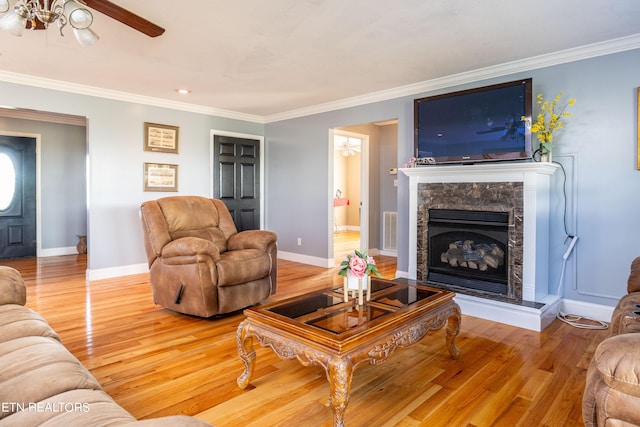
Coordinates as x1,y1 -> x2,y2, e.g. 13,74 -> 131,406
143,163 -> 178,192
144,122 -> 179,154
637,88 -> 640,170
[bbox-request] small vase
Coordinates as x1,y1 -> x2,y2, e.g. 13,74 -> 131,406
76,235 -> 87,254
343,272 -> 371,305
539,142 -> 552,162
347,271 -> 368,290
539,150 -> 552,162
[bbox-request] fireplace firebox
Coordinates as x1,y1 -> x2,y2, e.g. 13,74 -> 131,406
427,209 -> 509,296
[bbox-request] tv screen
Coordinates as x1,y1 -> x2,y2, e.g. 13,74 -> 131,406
414,78 -> 532,165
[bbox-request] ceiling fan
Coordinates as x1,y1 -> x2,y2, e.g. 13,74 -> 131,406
82,0 -> 164,37
1,0 -> 164,38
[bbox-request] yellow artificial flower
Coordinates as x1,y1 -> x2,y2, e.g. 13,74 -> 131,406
521,92 -> 575,153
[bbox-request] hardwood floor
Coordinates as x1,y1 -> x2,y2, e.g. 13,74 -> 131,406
1,254 -> 608,426
333,230 -> 361,263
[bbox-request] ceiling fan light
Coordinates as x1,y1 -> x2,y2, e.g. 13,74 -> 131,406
72,26 -> 98,47
0,6 -> 28,37
0,0 -> 11,14
65,1 -> 93,29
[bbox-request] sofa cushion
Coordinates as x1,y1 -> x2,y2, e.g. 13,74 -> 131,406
1,388 -> 136,425
0,266 -> 26,306
157,197 -> 235,253
216,249 -> 271,287
0,304 -> 61,344
0,336 -> 104,420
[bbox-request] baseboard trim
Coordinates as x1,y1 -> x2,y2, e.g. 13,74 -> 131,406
87,263 -> 148,281
277,251 -> 334,268
39,246 -> 78,257
560,298 -> 615,323
83,260 -> 616,325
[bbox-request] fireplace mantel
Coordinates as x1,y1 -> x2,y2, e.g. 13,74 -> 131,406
401,161 -> 560,331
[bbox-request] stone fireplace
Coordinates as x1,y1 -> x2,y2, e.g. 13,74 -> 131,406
423,206 -> 512,298
417,182 -> 522,302
402,162 -> 560,331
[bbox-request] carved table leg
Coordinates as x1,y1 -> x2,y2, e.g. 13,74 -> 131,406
445,302 -> 462,360
327,357 -> 354,427
236,320 -> 256,389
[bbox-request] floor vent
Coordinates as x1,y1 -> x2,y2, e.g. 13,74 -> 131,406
383,211 -> 397,252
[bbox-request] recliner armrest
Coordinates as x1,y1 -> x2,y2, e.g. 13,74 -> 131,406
161,237 -> 221,262
228,230 -> 277,252
628,257 -> 640,294
594,333 -> 640,398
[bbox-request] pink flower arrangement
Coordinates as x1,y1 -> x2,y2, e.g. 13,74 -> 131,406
338,250 -> 381,278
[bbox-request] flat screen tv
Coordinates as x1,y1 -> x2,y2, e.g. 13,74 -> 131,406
414,78 -> 532,165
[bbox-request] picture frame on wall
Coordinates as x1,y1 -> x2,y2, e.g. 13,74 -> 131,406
144,122 -> 179,154
637,88 -> 640,170
143,162 -> 178,192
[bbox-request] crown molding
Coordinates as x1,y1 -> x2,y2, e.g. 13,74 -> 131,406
0,34 -> 638,125
0,71 -> 266,124
264,33 -> 640,123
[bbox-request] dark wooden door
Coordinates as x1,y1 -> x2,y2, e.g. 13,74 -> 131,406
0,136 -> 37,259
212,135 -> 260,231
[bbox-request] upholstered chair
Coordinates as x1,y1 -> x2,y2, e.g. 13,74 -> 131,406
582,256 -> 640,426
140,196 -> 277,317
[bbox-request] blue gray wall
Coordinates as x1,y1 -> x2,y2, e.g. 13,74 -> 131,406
0,117 -> 86,252
0,81 -> 263,274
265,48 -> 640,308
0,47 -> 638,310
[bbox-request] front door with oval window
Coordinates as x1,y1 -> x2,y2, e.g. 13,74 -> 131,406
0,136 -> 36,259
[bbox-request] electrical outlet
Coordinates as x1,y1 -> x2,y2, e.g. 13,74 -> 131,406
297,237 -> 302,246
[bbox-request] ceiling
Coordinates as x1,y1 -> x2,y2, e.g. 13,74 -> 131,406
0,0 -> 639,121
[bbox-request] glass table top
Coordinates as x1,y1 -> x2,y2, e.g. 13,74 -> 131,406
264,279 -> 441,335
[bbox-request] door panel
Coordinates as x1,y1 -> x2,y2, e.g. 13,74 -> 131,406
0,136 -> 37,259
213,135 -> 260,231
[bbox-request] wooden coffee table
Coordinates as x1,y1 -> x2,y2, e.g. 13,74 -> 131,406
236,277 -> 461,427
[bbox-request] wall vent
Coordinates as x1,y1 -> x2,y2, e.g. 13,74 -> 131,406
383,211 -> 397,252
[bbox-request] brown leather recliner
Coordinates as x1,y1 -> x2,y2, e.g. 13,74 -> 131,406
140,196 -> 277,317
582,257 -> 640,426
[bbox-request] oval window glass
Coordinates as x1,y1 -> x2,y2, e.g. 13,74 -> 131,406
0,153 -> 16,211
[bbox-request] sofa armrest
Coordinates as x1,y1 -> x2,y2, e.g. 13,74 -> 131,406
161,237 -> 221,262
0,266 -> 26,306
594,333 -> 640,397
228,230 -> 277,252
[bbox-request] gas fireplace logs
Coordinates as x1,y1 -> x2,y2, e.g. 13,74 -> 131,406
440,240 -> 505,271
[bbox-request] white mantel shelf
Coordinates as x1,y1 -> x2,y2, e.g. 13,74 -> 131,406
400,161 -> 559,181
401,160 -> 561,331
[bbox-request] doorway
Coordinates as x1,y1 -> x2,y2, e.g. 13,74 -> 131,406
0,135 -> 37,258
0,109 -> 88,260
330,129 -> 368,264
210,130 -> 265,231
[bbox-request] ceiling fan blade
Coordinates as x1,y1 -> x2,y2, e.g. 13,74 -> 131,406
82,0 -> 165,37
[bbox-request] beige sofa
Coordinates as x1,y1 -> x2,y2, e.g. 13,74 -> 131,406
0,266 -> 211,426
583,257 -> 640,426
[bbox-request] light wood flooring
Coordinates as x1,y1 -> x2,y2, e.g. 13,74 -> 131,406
1,254 -> 609,426
334,230 -> 361,262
